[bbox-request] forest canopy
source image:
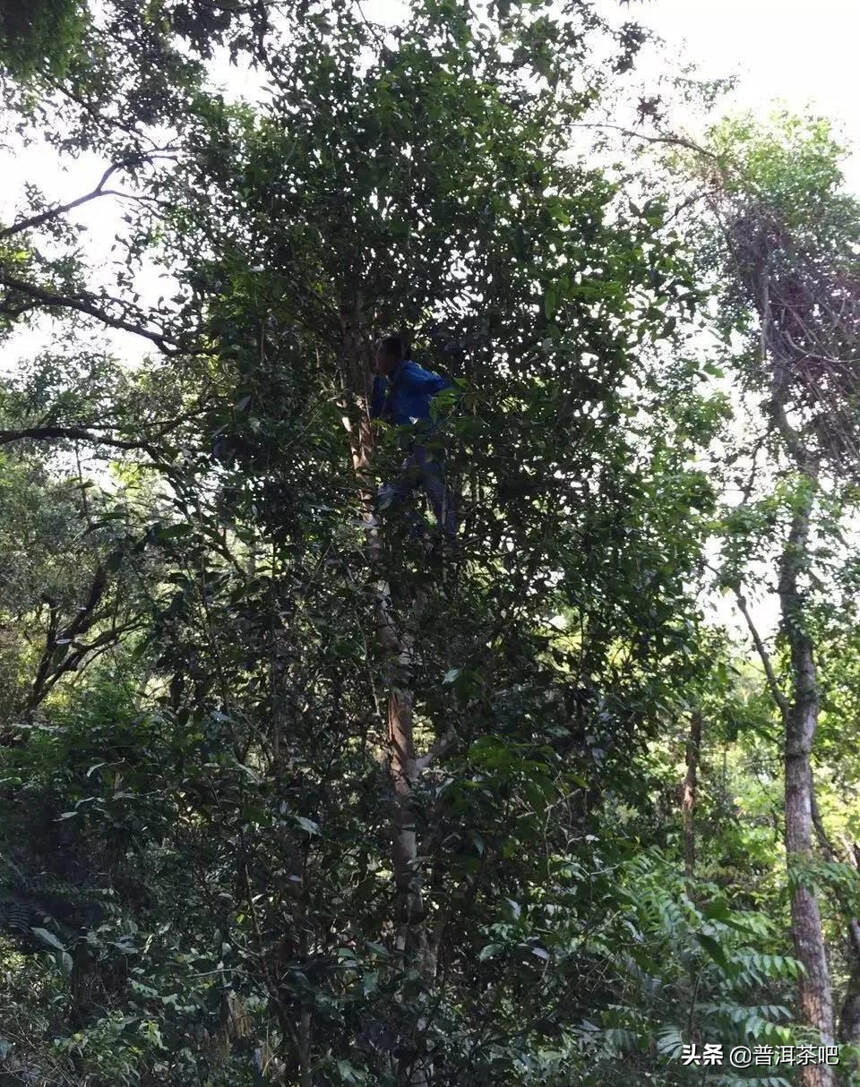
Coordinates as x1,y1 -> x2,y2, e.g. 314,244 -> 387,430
1,2 -> 859,1086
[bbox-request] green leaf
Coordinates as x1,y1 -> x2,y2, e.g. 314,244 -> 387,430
501,897 -> 521,921
31,927 -> 67,955
696,932 -> 732,975
157,523 -> 193,539
291,815 -> 321,836
336,1059 -> 363,1083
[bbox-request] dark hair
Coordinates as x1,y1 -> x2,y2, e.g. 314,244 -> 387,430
378,335 -> 409,362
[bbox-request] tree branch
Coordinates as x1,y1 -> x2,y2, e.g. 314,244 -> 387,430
734,590 -> 791,720
0,271 -> 184,354
416,729 -> 458,772
569,121 -> 724,165
0,151 -> 177,240
0,425 -> 149,451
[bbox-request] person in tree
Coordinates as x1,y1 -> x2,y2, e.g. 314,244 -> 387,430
370,334 -> 457,538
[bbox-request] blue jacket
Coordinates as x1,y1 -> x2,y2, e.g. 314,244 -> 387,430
370,359 -> 451,427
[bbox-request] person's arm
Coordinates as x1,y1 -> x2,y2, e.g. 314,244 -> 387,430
401,364 -> 449,396
369,375 -> 388,419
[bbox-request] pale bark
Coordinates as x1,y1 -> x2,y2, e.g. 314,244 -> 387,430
776,454 -> 835,1085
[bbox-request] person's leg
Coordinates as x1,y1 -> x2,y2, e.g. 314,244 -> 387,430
377,450 -> 424,537
416,448 -> 457,538
376,478 -> 406,511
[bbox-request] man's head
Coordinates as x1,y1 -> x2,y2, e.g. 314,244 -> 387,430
374,335 -> 408,377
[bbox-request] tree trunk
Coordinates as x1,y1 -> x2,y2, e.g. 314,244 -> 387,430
812,809 -> 860,1049
298,1008 -> 313,1087
838,838 -> 860,1045
840,930 -> 860,1049
681,710 -> 701,879
840,920 -> 860,1045
338,300 -> 433,1086
777,459 -> 835,1085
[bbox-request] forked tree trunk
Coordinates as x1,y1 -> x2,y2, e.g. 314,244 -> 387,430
338,300 -> 433,1086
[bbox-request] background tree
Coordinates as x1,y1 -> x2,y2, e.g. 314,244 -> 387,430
688,113 -> 860,1084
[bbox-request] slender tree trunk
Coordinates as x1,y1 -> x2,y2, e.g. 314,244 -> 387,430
840,920 -> 860,1044
681,711 -> 702,879
811,807 -> 860,1048
777,457 -> 835,1085
338,299 -> 433,1086
838,839 -> 860,1045
298,1009 -> 313,1087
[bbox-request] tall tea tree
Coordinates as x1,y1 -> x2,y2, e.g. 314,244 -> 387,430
0,1 -> 717,1083
143,3 -> 697,1066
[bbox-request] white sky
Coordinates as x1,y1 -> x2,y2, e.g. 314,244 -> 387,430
634,0 -> 860,190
